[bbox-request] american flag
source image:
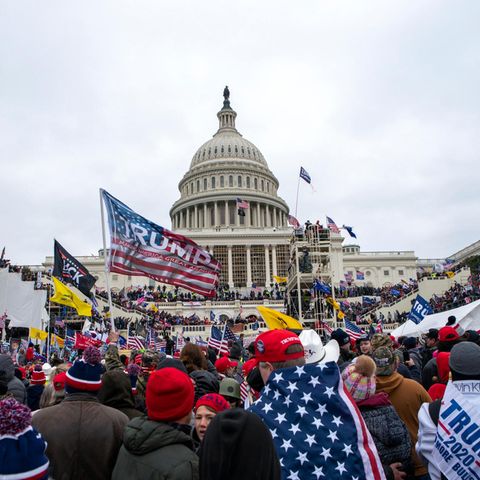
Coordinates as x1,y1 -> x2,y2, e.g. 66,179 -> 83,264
326,216 -> 340,234
102,190 -> 221,297
375,318 -> 383,333
156,338 -> 167,351
146,328 -> 156,350
288,215 -> 300,228
127,335 -> 145,351
208,325 -> 236,355
65,328 -> 76,348
236,198 -> 249,209
249,362 -> 385,480
319,321 -> 333,335
344,319 -> 366,340
176,332 -> 185,352
240,380 -> 249,402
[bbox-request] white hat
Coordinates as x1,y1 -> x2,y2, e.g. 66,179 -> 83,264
299,330 -> 340,364
42,362 -> 53,377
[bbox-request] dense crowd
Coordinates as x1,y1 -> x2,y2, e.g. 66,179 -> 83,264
2,314 -> 480,480
429,281 -> 479,313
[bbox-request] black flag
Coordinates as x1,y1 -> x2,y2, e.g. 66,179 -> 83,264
53,240 -> 96,297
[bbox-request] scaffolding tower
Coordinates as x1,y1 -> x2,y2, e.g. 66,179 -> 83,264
286,226 -> 337,330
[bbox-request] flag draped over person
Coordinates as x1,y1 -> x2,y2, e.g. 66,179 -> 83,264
249,362 -> 385,480
50,277 -> 92,317
101,190 -> 221,297
53,240 -> 96,297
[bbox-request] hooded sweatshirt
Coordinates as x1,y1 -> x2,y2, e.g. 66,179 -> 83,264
97,369 -> 142,420
112,416 -> 198,480
376,371 -> 431,477
0,354 -> 26,404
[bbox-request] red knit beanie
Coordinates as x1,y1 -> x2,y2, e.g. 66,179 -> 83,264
194,393 -> 230,414
146,368 -> 194,422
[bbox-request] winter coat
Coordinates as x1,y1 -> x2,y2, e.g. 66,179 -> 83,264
190,369 -> 219,402
112,416 -> 199,480
0,354 -> 26,404
32,393 -> 129,480
98,369 -> 143,420
422,357 -> 438,391
376,371 -> 431,477
357,392 -> 412,480
27,384 -> 44,411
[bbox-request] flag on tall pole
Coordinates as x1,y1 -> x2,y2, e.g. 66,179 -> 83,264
101,190 -> 221,297
50,277 -> 92,317
326,216 -> 341,234
287,215 -> 300,228
53,240 -> 96,297
299,167 -> 311,184
341,225 -> 357,239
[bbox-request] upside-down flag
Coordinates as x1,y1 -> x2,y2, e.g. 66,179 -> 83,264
101,190 -> 221,297
50,277 -> 92,317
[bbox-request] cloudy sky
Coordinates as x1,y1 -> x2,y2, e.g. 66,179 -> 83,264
1,1 -> 479,266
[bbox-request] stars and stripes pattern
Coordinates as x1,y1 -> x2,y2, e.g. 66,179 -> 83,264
208,325 -> 236,355
102,190 -> 221,297
127,335 -> 145,351
176,332 -> 185,352
288,215 -> 300,228
319,321 -> 333,335
344,319 -> 366,340
236,198 -> 249,209
326,216 -> 341,234
249,362 -> 385,480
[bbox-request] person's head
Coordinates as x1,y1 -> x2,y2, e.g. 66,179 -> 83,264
215,356 -> 238,377
194,393 -> 230,441
254,330 -> 304,383
146,367 -> 195,424
180,343 -> 208,373
30,365 -> 46,386
370,333 -> 393,352
331,329 -> 351,351
342,355 -> 377,402
449,342 -> 480,381
402,337 -> 417,351
438,326 -> 461,352
65,346 -> 103,395
446,315 -> 456,326
425,329 -> 439,348
199,409 -> 281,480
219,378 -> 242,407
356,336 -> 372,355
0,397 -> 49,479
372,347 -> 396,377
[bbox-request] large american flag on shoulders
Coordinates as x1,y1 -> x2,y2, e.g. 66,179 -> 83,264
101,190 -> 221,297
249,362 -> 385,480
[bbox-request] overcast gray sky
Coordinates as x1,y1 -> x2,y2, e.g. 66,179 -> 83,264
1,0 -> 479,265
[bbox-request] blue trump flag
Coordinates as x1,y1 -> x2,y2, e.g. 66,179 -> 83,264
408,295 -> 433,324
299,167 -> 311,184
313,279 -> 331,295
249,362 -> 385,480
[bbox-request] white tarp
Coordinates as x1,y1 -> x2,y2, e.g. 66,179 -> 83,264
0,268 -> 45,330
391,299 -> 480,338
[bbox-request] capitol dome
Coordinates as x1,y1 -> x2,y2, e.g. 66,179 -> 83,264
170,87 -> 289,233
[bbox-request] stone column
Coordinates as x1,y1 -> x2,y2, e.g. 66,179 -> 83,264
273,208 -> 277,227
214,202 -> 218,227
246,204 -> 251,227
203,204 -> 208,228
272,245 -> 277,276
265,245 -> 270,286
236,201 -> 240,227
257,203 -> 261,227
246,245 -> 252,286
228,246 -> 233,287
225,200 -> 229,225
194,205 -> 198,229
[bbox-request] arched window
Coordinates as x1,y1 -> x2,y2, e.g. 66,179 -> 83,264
220,176 -> 224,187
196,180 -> 200,192
261,179 -> 264,191
246,177 -> 251,188
229,175 -> 233,187
238,176 -> 242,187
254,178 -> 258,189
203,178 -> 207,190
211,177 -> 216,189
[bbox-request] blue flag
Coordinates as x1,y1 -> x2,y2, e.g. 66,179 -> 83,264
342,225 -> 357,239
408,295 -> 433,324
313,279 -> 331,295
299,167 -> 311,184
390,289 -> 401,296
249,363 -> 385,479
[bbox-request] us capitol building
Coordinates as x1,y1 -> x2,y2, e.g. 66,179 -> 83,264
46,88 -> 442,298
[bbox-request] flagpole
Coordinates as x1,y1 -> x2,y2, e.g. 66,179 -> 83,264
99,188 -> 115,332
295,244 -> 303,322
46,284 -> 52,359
294,175 -> 301,219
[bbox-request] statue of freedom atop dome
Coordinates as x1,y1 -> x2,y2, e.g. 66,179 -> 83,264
223,86 -> 231,108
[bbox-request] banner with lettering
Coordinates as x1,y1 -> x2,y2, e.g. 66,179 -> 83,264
433,380 -> 480,480
407,295 -> 433,324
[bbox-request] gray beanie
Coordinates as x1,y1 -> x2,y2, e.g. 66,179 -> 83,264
449,342 -> 480,376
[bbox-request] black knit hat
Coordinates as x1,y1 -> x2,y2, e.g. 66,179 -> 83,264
331,328 -> 350,346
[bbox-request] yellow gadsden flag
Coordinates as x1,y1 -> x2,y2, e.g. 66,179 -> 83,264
50,277 -> 92,317
30,327 -> 48,341
446,271 -> 455,279
257,306 -> 303,330
273,275 -> 288,284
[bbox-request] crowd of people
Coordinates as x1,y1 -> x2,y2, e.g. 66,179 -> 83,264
2,313 -> 479,479
429,281 -> 479,313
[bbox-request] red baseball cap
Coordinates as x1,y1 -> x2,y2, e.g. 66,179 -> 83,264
215,356 -> 238,374
254,330 -> 304,363
439,326 -> 460,343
